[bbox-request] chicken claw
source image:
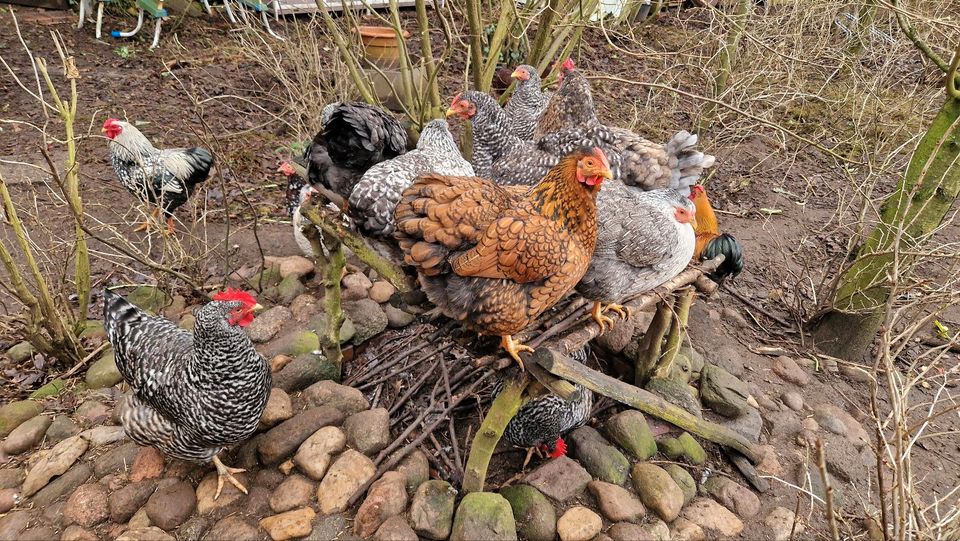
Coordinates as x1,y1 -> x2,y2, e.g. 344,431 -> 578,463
605,303 -> 631,321
500,335 -> 533,370
590,302 -> 615,334
212,455 -> 248,500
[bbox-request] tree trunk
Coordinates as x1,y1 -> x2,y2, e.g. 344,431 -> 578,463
814,96 -> 960,360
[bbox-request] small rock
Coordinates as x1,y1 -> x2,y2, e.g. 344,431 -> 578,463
411,480 -> 458,540
344,407 -> 391,455
265,255 -> 315,278
177,516 -> 209,541
393,449 -> 429,492
595,310 -> 637,353
206,516 -> 259,541
247,306 -> 292,343
643,519 -> 673,541
179,314 -> 196,330
658,432 -> 706,465
721,407 -> 763,442
566,427 -> 629,484
61,525 -> 100,541
354,471 -> 408,537
28,379 -> 64,401
261,388 -> 294,428
368,281 -> 397,303
117,527 -> 175,541
450,492 -> 517,541
765,506 -> 804,541
670,517 -> 706,541
781,391 -> 804,411
604,409 -> 657,460
279,459 -> 295,475
76,400 -> 112,427
264,330 -> 320,360
86,352 -> 124,389
342,272 -> 373,292
663,464 -> 696,505
46,415 -> 80,444
343,298 -> 388,346
294,425 -> 346,480
680,498 -> 744,537
556,506 -> 601,541
64,483 -> 109,527
272,352 -> 338,392
289,294 -> 321,321
0,488 -> 19,513
755,444 -> 783,476
699,364 -> 750,418
128,506 -> 151,529
607,522 -> 650,541
772,356 -> 809,386
703,476 -> 760,518
276,275 -> 307,305
645,377 -> 702,417
270,474 -> 315,513
383,305 -> 414,328
500,484 -> 555,541
524,456 -> 591,502
317,449 -> 376,514
20,526 -> 57,540
813,404 -> 870,448
0,468 -> 24,489
22,435 -> 89,496
259,406 -> 345,464
270,354 -> 294,373
303,380 -> 370,415
95,442 -> 140,477
631,463 -> 684,522
195,471 -> 248,515
31,462 -> 93,507
260,507 -> 316,541
307,513 -> 350,541
6,341 -> 35,362
0,400 -> 44,438
0,510 -> 32,539
145,480 -> 196,530
587,481 -> 645,523
110,480 -> 158,523
375,515 -> 418,541
130,447 -> 165,482
839,364 -> 873,383
80,425 -> 127,447
756,393 -> 781,411
2,414 -> 52,454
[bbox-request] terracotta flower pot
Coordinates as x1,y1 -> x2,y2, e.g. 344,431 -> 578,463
356,26 -> 411,69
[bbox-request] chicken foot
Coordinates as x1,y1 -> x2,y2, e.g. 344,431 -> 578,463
590,302 -> 632,334
133,208 -> 175,234
500,335 -> 533,370
212,455 -> 248,500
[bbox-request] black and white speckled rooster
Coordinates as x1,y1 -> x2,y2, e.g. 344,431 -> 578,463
102,118 -> 214,233
497,347 -> 593,467
348,119 -> 474,237
504,65 -> 553,141
103,288 -> 270,499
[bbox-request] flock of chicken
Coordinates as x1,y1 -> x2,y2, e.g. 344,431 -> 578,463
96,60 -> 743,498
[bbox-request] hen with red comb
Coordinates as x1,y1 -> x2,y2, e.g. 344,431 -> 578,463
102,287 -> 269,500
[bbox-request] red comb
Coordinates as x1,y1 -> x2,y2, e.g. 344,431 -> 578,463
103,118 -> 119,128
689,185 -> 705,200
561,58 -> 575,71
450,93 -> 462,106
549,437 -> 567,458
213,288 -> 256,305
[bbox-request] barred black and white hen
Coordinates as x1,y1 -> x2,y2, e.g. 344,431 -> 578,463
103,288 -> 270,499
504,65 -> 552,141
349,119 -> 474,237
305,101 -> 409,200
497,347 -> 593,466
103,119 -> 214,233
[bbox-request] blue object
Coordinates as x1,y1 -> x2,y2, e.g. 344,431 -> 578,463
111,30 -> 121,37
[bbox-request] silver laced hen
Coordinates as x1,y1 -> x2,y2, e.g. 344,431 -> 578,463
103,288 -> 270,499
348,119 -> 474,237
504,65 -> 552,141
577,187 -> 697,330
497,347 -> 593,464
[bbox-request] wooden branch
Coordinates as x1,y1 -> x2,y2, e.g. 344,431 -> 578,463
300,201 -> 412,293
535,348 -> 761,463
635,298 -> 674,386
528,349 -> 582,401
655,287 -> 695,379
313,230 -> 345,377
462,374 -> 529,493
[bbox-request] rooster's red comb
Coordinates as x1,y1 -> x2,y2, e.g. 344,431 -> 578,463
561,58 -> 575,72
449,93 -> 462,106
689,184 -> 706,200
213,288 -> 257,306
103,118 -> 120,128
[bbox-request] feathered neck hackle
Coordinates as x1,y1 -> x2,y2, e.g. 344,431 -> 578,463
527,151 -> 602,227
689,186 -> 717,235
108,121 -> 156,161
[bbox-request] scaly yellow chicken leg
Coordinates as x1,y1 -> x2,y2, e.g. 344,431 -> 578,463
590,302 -> 632,334
500,335 -> 534,370
212,455 -> 248,500
134,208 -> 161,232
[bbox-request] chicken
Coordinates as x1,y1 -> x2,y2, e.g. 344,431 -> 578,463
689,185 -> 744,284
504,64 -> 552,141
348,119 -> 474,237
394,148 -> 612,368
103,288 -> 270,499
102,119 -> 214,233
497,346 -> 593,467
279,162 -> 319,258
446,91 -> 557,186
577,186 -> 697,331
305,101 -> 409,200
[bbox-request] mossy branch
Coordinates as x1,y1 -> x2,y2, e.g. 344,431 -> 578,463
464,0 -> 486,89
635,296 -> 674,386
654,287 -> 695,379
462,374 -> 529,493
303,222 -> 345,378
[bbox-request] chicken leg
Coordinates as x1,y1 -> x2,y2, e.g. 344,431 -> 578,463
134,208 -> 161,232
500,335 -> 533,370
212,455 -> 248,500
590,302 -> 631,334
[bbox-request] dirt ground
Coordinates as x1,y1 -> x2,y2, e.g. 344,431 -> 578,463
1,4 -> 959,539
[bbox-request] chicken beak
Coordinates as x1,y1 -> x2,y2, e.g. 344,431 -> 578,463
510,69 -> 523,80
445,107 -> 457,118
691,215 -> 699,229
600,167 -> 614,180
251,303 -> 264,314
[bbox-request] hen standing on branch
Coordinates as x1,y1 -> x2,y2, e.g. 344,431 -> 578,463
394,148 -> 612,368
689,185 -> 744,284
103,119 -> 214,233
103,288 -> 270,499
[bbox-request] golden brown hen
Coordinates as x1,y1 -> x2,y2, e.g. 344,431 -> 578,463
394,148 -> 613,368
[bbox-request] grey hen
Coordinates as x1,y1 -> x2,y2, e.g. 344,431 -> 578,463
576,187 -> 697,330
348,119 -> 474,236
504,65 -> 552,141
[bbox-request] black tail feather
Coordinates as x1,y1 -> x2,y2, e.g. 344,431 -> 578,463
702,233 -> 744,284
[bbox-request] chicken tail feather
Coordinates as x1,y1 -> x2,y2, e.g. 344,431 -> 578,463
663,131 -> 716,192
702,232 -> 744,284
